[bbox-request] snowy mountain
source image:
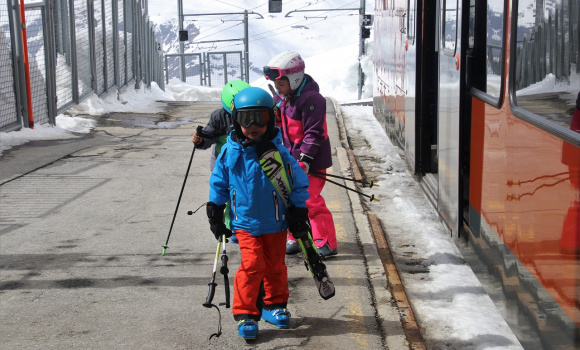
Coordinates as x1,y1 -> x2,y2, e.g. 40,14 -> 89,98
153,19 -> 199,58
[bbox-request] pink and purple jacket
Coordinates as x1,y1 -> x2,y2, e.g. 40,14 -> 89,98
273,74 -> 332,172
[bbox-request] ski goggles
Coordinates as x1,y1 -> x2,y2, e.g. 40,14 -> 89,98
235,108 -> 271,128
263,62 -> 305,81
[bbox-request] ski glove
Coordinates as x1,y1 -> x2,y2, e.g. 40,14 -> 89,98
298,161 -> 310,174
288,206 -> 310,236
298,153 -> 313,174
206,202 -> 232,241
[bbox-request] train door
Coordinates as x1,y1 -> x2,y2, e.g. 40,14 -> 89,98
415,0 -> 439,176
436,0 -> 463,235
405,0 -> 439,178
404,0 -> 418,173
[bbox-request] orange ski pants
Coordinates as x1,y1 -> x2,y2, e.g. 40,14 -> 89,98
233,229 -> 288,319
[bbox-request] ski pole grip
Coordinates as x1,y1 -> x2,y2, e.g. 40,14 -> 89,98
203,282 -> 217,308
196,125 -> 213,140
223,276 -> 230,308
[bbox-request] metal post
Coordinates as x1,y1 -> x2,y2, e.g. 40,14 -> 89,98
178,0 -> 185,81
8,0 -> 28,127
164,55 -> 168,84
244,10 -> 249,83
44,0 -> 57,125
101,0 -> 108,91
112,0 -> 119,89
69,0 -> 79,102
358,0 -> 366,100
222,53 -> 228,84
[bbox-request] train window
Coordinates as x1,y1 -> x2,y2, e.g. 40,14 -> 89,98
513,0 -> 580,134
485,0 -> 505,98
443,0 -> 458,56
467,0 -> 506,106
467,0 -> 475,50
407,0 -> 416,43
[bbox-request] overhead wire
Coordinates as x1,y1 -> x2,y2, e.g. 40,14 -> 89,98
250,0 -> 360,41
185,0 -> 365,52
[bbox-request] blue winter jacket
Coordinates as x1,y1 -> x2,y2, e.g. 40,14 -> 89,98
209,129 -> 310,236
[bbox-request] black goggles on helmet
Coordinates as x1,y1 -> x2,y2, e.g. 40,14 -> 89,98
235,108 -> 271,128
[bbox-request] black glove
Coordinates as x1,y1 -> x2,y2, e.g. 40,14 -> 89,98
206,202 -> 232,241
288,206 -> 310,237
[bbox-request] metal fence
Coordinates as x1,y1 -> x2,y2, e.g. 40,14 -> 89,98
164,50 -> 244,87
0,0 -> 164,131
514,0 -> 579,90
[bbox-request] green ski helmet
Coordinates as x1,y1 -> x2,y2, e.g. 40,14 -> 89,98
221,80 -> 251,114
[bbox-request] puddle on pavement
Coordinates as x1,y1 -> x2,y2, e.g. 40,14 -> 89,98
98,113 -> 195,129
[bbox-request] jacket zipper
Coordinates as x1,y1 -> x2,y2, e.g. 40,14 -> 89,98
232,190 -> 238,221
273,191 -> 280,222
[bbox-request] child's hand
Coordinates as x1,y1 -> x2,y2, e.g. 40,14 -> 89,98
192,130 -> 203,145
298,153 -> 313,174
288,206 -> 310,235
209,221 -> 232,241
298,161 -> 310,174
207,202 -> 232,240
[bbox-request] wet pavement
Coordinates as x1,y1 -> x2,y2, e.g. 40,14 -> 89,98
0,98 -> 413,349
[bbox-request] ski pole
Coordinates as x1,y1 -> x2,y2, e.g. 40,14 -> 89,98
162,126 -> 207,256
204,237 -> 223,339
219,235 -> 230,309
309,172 -> 379,202
309,170 -> 378,188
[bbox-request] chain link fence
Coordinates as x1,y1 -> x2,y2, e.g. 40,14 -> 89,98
0,1 -> 19,130
0,0 -> 164,131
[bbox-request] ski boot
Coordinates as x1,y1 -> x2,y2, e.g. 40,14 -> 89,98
286,239 -> 301,254
261,308 -> 291,328
316,240 -> 338,257
237,319 -> 258,340
294,230 -> 336,300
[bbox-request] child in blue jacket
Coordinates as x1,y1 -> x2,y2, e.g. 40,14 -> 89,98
206,87 -> 310,340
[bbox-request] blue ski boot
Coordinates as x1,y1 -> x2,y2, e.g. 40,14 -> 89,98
237,319 -> 258,339
261,308 -> 291,329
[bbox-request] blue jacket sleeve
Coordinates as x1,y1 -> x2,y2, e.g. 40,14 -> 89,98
208,146 -> 230,206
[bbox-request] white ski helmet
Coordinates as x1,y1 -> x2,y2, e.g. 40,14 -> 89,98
263,51 -> 305,91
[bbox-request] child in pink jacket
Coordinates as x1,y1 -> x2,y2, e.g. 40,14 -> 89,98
263,51 -> 338,257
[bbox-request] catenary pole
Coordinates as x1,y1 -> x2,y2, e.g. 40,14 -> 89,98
178,0 -> 185,81
358,0 -> 366,100
244,11 -> 249,82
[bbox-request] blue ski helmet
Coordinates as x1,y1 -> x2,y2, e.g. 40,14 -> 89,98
232,87 -> 276,140
221,80 -> 251,114
233,86 -> 274,110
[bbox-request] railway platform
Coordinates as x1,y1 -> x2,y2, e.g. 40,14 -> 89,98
0,97 -> 424,349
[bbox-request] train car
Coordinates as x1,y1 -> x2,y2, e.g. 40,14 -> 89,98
372,0 -> 579,348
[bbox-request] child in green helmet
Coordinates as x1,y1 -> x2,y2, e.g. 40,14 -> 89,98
192,80 -> 251,170
192,80 -> 251,241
